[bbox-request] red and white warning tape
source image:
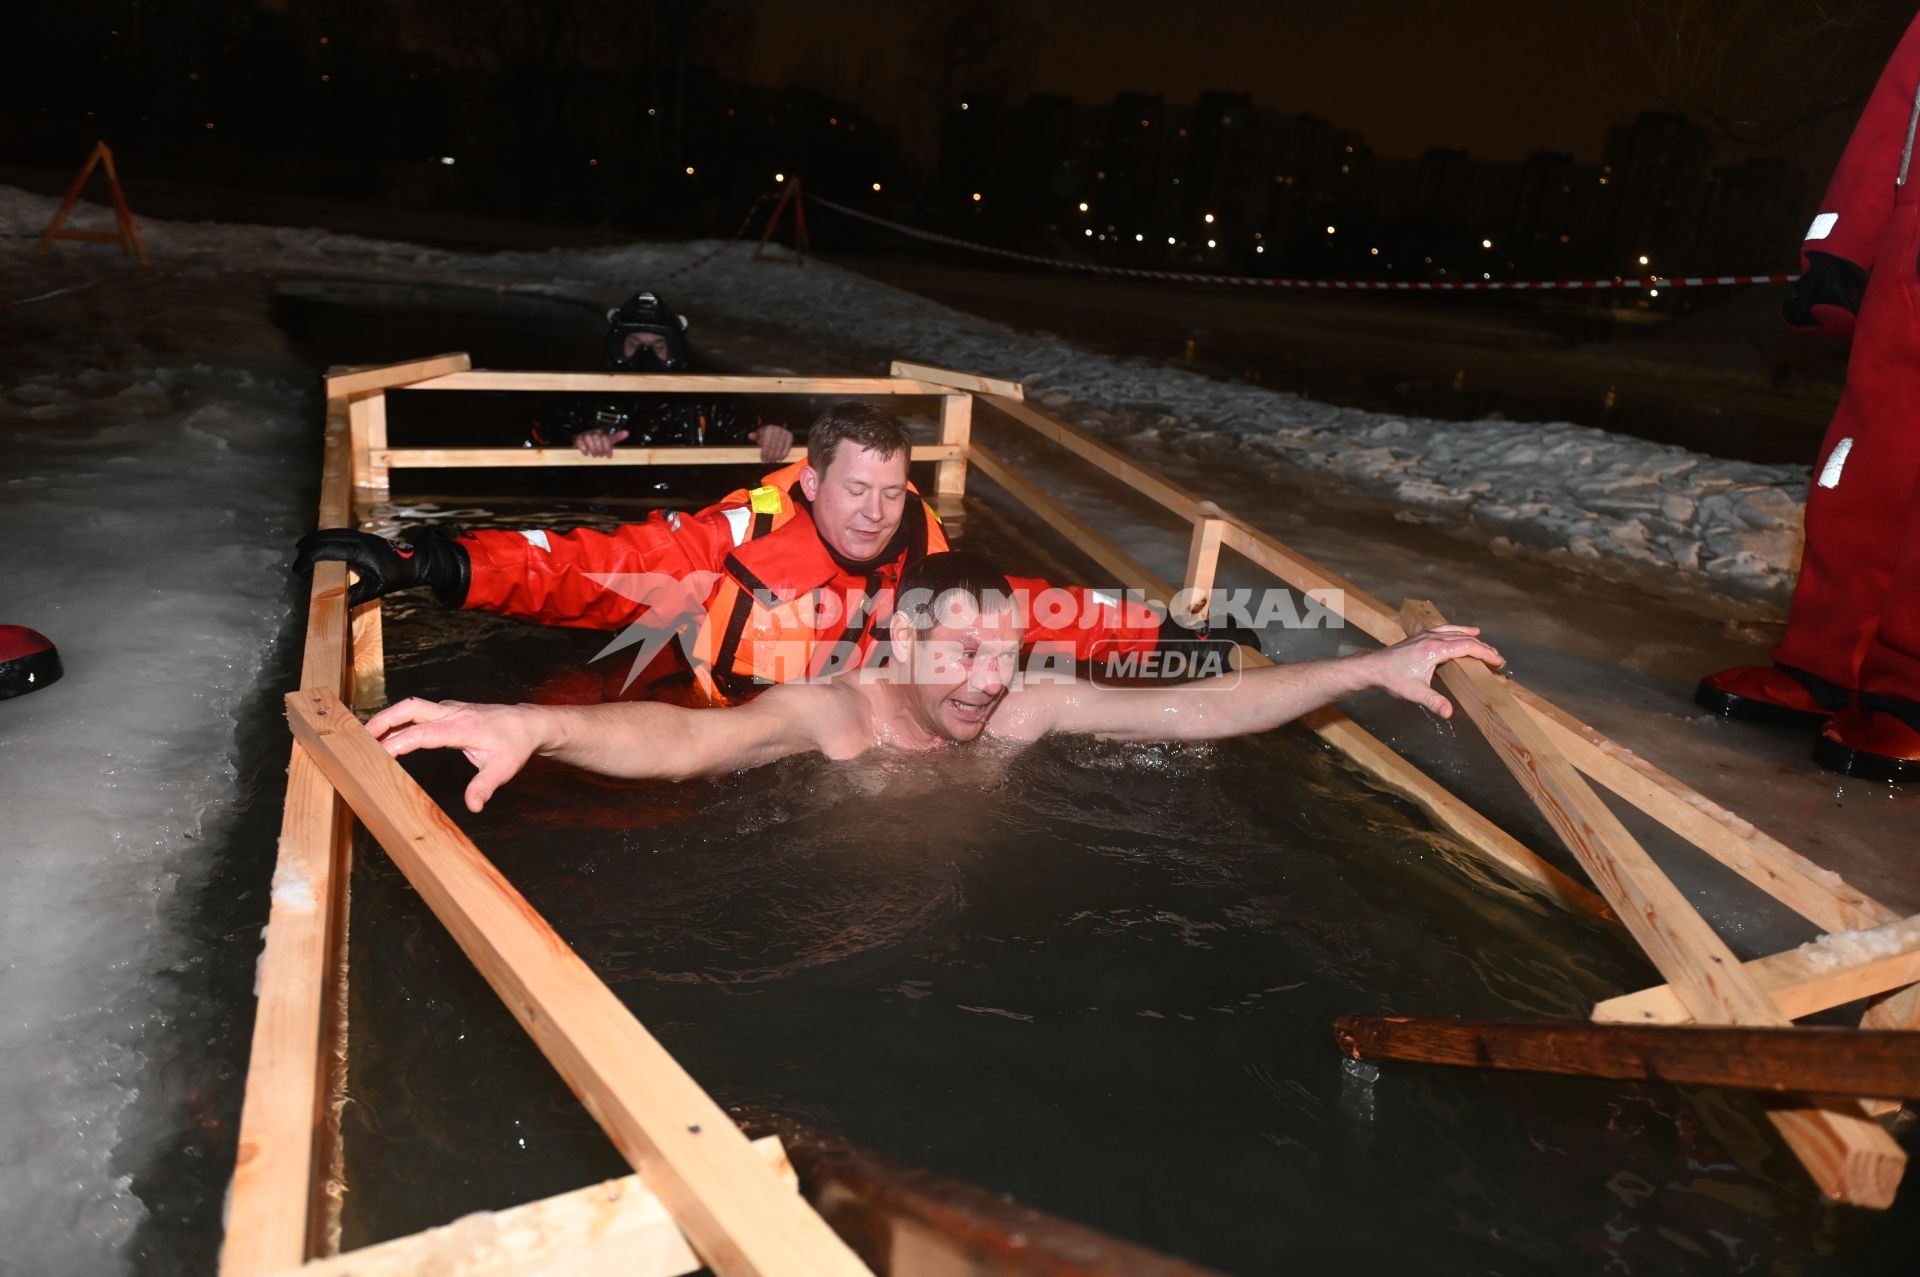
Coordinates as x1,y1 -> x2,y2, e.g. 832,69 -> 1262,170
805,194 -> 1796,293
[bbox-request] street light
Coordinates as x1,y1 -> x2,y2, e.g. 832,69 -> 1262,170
1481,238 -> 1493,249
773,172 -> 784,183
1078,202 -> 1089,212
1637,254 -> 1650,266
971,192 -> 982,202
1204,213 -> 1215,224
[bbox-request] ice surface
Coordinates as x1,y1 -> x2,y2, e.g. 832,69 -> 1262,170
1,232 -> 310,1271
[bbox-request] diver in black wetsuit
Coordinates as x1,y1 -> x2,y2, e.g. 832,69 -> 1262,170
527,291 -> 794,464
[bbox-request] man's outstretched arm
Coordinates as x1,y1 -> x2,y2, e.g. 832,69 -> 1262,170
366,683 -> 842,812
990,626 -> 1500,744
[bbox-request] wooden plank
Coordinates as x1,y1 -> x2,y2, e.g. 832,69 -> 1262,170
936,394 -> 972,504
1593,915 -> 1920,1025
362,393 -> 389,491
967,448 -> 1610,918
1208,509 -> 1406,646
969,444 -> 1171,596
404,372 -> 945,396
1297,707 -> 1614,920
1511,687 -> 1899,935
375,445 -> 961,470
889,360 -> 1026,399
744,1111 -> 1227,1277
979,394 -> 1209,522
349,600 -> 385,712
1402,597 -> 1906,1207
283,688 -> 868,1277
1334,1016 -> 1920,1098
1180,518 -> 1226,621
346,394 -> 376,492
322,353 -> 472,398
282,1137 -> 796,1277
223,400 -> 358,1277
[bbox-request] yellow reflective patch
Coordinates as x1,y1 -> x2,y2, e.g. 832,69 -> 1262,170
748,485 -> 783,515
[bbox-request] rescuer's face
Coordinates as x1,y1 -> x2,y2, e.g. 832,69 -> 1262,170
895,595 -> 1022,742
800,445 -> 910,561
622,332 -> 671,363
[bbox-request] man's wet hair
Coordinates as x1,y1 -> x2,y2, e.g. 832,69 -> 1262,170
807,402 -> 912,475
894,551 -> 1016,632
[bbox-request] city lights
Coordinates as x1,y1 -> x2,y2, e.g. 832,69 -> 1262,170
773,172 -> 784,183
1078,202 -> 1089,212
1206,239 -> 1216,248
871,182 -> 882,192
685,166 -> 696,175
1481,238 -> 1492,249
971,192 -> 983,202
1637,254 -> 1650,266
1203,213 -> 1215,224
1325,225 -> 1336,235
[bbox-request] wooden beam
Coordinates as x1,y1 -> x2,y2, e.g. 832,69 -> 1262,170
979,394 -> 1209,522
1296,706 -> 1613,920
1593,915 -> 1920,1025
742,1111 -> 1227,1277
1335,1016 -> 1920,1099
888,361 -> 1026,399
223,400 -> 358,1277
1180,518 -> 1226,621
1208,509 -> 1407,647
966,446 -> 1610,918
323,353 -> 472,399
283,688 -> 868,1277
1402,597 -> 1906,1208
969,444 -> 1169,596
346,392 -> 389,493
349,600 -> 385,712
1509,686 -> 1899,935
375,445 -> 961,470
935,394 -> 972,506
404,372 -> 946,396
282,1137 -> 797,1277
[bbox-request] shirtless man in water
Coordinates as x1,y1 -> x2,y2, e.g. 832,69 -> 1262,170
370,551 -> 1502,813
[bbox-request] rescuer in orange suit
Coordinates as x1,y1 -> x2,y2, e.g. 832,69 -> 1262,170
1698,13 -> 1920,782
294,402 -> 1244,701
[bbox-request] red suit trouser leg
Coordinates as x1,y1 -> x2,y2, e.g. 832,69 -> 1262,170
1772,190 -> 1920,697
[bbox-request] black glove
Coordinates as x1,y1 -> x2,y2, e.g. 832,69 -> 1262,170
1783,251 -> 1866,334
292,529 -> 470,608
1156,614 -> 1262,658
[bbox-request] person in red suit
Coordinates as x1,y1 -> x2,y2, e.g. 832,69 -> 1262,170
295,402 -> 1242,702
1698,15 -> 1920,782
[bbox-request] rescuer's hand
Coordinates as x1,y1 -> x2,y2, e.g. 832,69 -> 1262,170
1363,626 -> 1503,719
1783,251 -> 1867,337
292,528 -> 471,608
367,697 -> 547,812
574,428 -> 630,458
1155,614 -> 1262,659
750,424 -> 795,465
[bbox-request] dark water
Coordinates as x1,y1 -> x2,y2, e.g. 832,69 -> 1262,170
265,281 -> 1918,1273
331,519 -> 1918,1275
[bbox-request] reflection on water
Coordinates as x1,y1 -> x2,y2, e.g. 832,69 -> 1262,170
340,503 -> 1917,1275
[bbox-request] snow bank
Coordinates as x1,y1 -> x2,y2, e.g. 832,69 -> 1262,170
1797,915 -> 1920,971
0,240 -> 310,1269
3,183 -> 1811,594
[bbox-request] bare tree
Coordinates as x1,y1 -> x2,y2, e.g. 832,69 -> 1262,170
1627,0 -> 1912,146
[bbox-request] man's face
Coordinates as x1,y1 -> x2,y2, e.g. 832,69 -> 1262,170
896,595 -> 1023,742
799,445 -> 910,561
622,331 -> 672,364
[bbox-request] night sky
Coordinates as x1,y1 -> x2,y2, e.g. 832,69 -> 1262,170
739,0 -> 1908,172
